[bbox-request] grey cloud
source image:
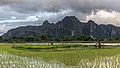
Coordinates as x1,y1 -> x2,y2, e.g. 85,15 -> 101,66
11,0 -> 69,13
0,0 -> 120,34
1,0 -> 120,13
66,0 -> 120,13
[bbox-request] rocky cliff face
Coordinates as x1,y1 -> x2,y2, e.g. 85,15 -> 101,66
2,16 -> 120,39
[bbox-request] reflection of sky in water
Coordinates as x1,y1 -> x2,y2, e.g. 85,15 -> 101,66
0,52 -> 69,68
0,52 -> 120,68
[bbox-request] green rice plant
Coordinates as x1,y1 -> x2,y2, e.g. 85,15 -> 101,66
0,43 -> 120,67
0,52 -> 68,68
0,52 -> 120,68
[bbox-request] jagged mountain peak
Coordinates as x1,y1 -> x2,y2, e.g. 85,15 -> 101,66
62,16 -> 81,23
42,20 -> 51,26
2,16 -> 120,39
63,16 -> 77,20
43,20 -> 50,24
87,20 -> 96,24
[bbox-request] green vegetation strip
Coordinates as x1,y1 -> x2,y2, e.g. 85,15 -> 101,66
14,44 -> 95,52
0,44 -> 120,66
15,44 -> 90,49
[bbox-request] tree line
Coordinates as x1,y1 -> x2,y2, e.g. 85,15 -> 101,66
0,33 -> 94,43
0,33 -> 120,43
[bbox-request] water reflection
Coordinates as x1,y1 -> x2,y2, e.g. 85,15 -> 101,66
0,52 -> 120,68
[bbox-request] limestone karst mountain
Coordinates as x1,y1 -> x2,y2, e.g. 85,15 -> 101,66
2,16 -> 120,39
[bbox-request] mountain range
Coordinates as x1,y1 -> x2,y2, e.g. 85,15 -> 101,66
2,16 -> 120,39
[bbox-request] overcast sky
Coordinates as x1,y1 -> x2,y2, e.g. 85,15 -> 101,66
0,0 -> 120,34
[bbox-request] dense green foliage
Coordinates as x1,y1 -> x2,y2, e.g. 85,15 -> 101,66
1,33 -> 120,43
0,34 -> 94,43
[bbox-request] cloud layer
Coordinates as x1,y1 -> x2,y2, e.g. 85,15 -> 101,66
0,0 -> 120,34
87,10 -> 120,26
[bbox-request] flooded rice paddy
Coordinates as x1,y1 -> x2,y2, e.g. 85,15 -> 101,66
0,52 -> 120,68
